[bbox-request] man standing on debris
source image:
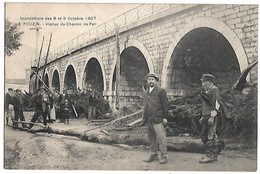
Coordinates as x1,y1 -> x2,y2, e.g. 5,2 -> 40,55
199,74 -> 224,163
5,88 -> 14,126
141,72 -> 169,164
12,89 -> 27,129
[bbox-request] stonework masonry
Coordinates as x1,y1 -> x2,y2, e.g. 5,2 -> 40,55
34,4 -> 258,106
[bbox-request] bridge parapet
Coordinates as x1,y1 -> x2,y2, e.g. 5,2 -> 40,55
36,4 -> 197,67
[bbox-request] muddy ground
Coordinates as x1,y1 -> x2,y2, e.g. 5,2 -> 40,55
4,123 -> 256,171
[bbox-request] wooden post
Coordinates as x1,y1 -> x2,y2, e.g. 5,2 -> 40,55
115,25 -> 120,105
34,36 -> 45,91
42,33 -> 52,85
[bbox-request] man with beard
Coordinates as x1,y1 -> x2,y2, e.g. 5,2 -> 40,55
141,72 -> 169,164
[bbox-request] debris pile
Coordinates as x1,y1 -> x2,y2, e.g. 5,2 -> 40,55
166,90 -> 202,136
67,92 -> 112,119
166,84 -> 257,144
224,85 -> 257,143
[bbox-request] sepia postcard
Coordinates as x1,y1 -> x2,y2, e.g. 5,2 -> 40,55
3,1 -> 258,172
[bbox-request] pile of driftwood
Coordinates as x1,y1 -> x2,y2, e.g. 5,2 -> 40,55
67,92 -> 112,119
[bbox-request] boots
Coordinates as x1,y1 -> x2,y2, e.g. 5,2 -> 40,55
159,156 -> 167,164
199,155 -> 218,163
144,154 -> 158,163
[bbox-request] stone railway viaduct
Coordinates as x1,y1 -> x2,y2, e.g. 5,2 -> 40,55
30,4 -> 258,108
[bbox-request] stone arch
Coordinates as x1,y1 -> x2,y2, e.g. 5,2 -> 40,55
80,52 -> 106,92
161,17 -> 248,88
43,70 -> 50,87
51,66 -> 61,92
109,38 -> 154,91
63,61 -> 78,91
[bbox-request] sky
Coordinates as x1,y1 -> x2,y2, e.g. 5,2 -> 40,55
5,2 -> 140,79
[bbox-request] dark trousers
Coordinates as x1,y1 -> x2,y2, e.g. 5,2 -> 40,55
13,108 -> 26,128
30,110 -> 48,127
200,115 -> 223,157
59,110 -> 65,123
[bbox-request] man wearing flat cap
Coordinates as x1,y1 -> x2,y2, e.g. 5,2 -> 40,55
199,74 -> 224,163
141,72 -> 169,164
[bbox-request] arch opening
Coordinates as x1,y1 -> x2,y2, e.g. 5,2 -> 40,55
44,74 -> 49,87
82,58 -> 104,93
64,65 -> 77,92
52,70 -> 60,91
112,46 -> 149,97
168,27 -> 240,93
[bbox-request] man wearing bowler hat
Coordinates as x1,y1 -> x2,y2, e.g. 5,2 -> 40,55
141,72 -> 169,164
199,74 -> 224,163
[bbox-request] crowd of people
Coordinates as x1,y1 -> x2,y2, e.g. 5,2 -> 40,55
4,85 -> 111,129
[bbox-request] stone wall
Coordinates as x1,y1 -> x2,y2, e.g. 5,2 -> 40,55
32,4 -> 258,107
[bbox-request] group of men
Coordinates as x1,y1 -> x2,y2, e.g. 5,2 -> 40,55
57,88 -> 101,122
141,72 -> 224,164
5,88 -> 28,129
5,84 -> 107,129
4,86 -> 55,129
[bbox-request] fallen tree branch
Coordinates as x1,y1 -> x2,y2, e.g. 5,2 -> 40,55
127,118 -> 142,127
85,110 -> 143,132
12,120 -> 47,128
103,110 -> 142,127
112,127 -> 134,131
100,129 -> 111,136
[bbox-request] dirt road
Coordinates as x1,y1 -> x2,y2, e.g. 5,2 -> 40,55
4,126 -> 256,171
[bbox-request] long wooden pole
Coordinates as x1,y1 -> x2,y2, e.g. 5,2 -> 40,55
42,33 -> 52,84
34,36 -> 45,91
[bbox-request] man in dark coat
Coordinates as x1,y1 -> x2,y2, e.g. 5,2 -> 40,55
5,88 -> 14,125
29,87 -> 50,128
141,72 -> 169,164
199,74 -> 225,163
88,90 -> 98,121
58,91 -> 68,123
12,89 -> 27,128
